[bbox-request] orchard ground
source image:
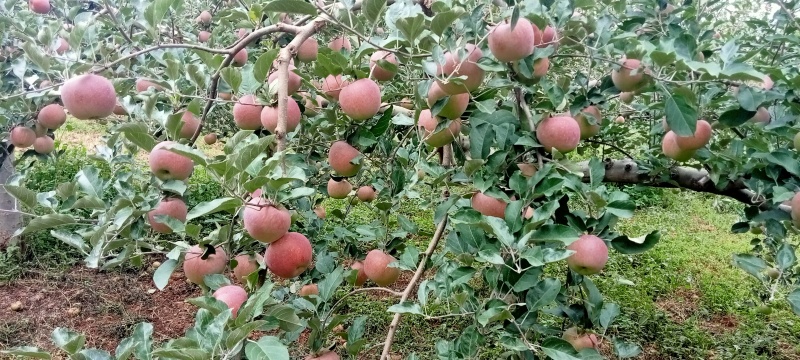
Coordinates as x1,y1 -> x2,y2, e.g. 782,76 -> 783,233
0,124 -> 799,359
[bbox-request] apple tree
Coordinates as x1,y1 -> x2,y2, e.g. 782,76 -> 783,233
1,0 -> 799,359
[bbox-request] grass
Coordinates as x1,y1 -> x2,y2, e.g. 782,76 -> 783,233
2,125 -> 800,358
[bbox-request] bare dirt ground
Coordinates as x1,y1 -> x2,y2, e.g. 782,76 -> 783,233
0,267 -> 200,357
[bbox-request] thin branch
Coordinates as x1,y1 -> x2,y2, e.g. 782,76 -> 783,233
380,215 -> 449,360
102,0 -> 135,46
584,139 -> 635,159
95,43 -> 231,73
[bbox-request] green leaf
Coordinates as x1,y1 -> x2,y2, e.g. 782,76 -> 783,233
221,67 -> 243,94
254,49 -> 280,83
736,86 -> 764,111
265,305 -> 303,332
611,231 -> 660,254
732,253 -> 768,280
766,150 -> 800,176
606,200 -> 635,218
363,0 -> 386,22
51,230 -> 89,253
531,225 -> 580,245
540,337 -> 581,359
787,288 -> 800,316
525,278 -> 561,311
613,339 -> 642,358
396,14 -> 425,43
718,108 -> 756,127
186,198 -> 242,221
600,303 -> 621,329
431,10 -> 463,36
52,328 -> 85,355
664,90 -> 697,137
388,302 -> 424,315
21,41 -> 50,72
4,185 -> 37,209
235,136 -> 274,170
262,0 -> 317,15
317,267 -> 344,302
144,0 -> 178,30
244,337 -> 290,360
484,216 -> 515,247
118,123 -> 157,151
76,167 -> 105,199
113,337 -> 137,360
1,347 -> 51,359
777,243 -> 797,271
163,143 -> 208,166
75,349 -> 113,360
15,214 -> 76,236
588,158 -> 604,189
153,259 -> 178,290
278,187 -> 316,202
150,349 -> 209,359
225,320 -> 268,349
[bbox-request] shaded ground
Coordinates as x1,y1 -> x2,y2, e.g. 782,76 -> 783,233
0,267 -> 200,355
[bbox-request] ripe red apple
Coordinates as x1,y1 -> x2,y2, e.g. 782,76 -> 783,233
149,141 -> 194,180
299,284 -> 319,296
363,249 -> 400,287
566,235 -> 609,275
232,253 -> 263,282
791,192 -> 800,228
297,37 -> 318,62
37,104 -> 66,130
487,18 -> 537,62
178,111 -> 200,139
33,136 -> 55,154
517,163 -> 537,177
614,116 -> 626,124
573,106 -> 601,139
243,197 -> 291,243
751,107 -> 770,124
327,178 -> 352,199
471,192 -> 508,218
328,36 -> 352,52
29,0 -> 50,14
427,82 -> 469,119
328,141 -> 362,177
339,78 -> 382,121
136,79 -> 164,93
351,261 -> 368,286
61,74 -> 117,120
612,58 -> 647,92
619,92 -> 634,104
674,120 -> 712,150
268,65 -> 302,95
204,133 -> 217,145
370,51 -> 399,81
198,31 -> 211,43
540,26 -> 558,48
436,44 -> 485,94
213,285 -> 247,318
264,232 -> 313,279
418,110 -> 461,148
662,131 -> 695,161
10,127 -> 36,148
537,115 -> 581,153
232,48 -> 248,67
233,94 -> 263,130
313,205 -> 326,219
260,99 -> 301,133
562,327 -> 599,350
55,37 -> 69,55
762,75 -> 774,90
148,197 -> 188,234
183,245 -> 229,285
356,186 -> 377,202
319,74 -> 349,100
196,10 -> 212,25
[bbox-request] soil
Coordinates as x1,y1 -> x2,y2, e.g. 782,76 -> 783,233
0,266 -> 200,357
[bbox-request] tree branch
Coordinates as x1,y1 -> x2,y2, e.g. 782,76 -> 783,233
380,215 -> 449,360
578,158 -> 790,212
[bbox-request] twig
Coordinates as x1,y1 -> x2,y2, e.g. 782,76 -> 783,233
102,0 -> 135,46
584,139 -> 634,159
95,43 -> 230,73
380,215 -> 449,360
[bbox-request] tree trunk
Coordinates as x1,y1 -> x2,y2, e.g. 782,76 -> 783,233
0,152 -> 21,247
